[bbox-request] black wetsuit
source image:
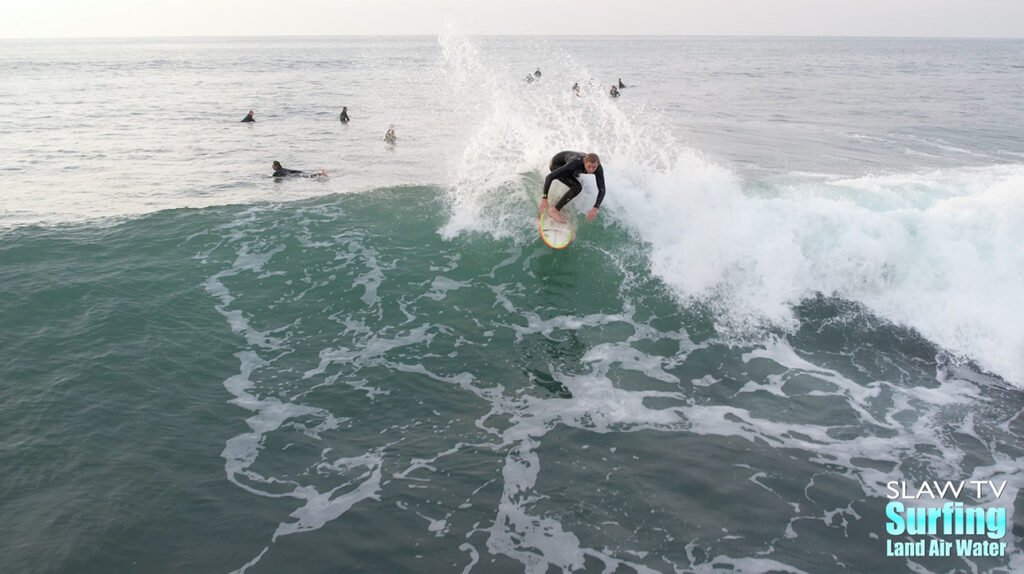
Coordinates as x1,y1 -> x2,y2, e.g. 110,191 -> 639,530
542,151 -> 606,210
273,167 -> 311,178
241,113 -> 255,123
340,110 -> 350,123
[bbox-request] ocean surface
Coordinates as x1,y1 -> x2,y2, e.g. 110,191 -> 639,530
1,34 -> 1023,573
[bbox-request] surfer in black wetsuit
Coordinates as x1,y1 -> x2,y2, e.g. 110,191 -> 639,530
272,161 -> 327,179
541,151 -> 606,223
340,107 -> 350,123
241,110 -> 255,122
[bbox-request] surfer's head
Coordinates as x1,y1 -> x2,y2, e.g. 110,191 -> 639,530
272,161 -> 281,169
583,153 -> 600,173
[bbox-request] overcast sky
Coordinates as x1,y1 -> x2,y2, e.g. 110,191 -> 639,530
2,0 -> 1023,39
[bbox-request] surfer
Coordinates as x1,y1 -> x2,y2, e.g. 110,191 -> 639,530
339,106 -> 350,123
534,69 -> 542,78
241,110 -> 255,123
541,151 -> 605,223
610,85 -> 620,98
384,125 -> 396,144
618,78 -> 625,88
271,161 -> 327,179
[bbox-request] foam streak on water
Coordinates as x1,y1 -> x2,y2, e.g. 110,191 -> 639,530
184,182 -> 1023,573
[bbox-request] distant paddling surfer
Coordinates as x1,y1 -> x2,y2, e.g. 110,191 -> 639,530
271,161 -> 327,179
541,151 -> 605,223
241,110 -> 255,122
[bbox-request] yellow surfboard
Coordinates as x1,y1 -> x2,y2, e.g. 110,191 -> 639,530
539,209 -> 575,249
536,173 -> 596,249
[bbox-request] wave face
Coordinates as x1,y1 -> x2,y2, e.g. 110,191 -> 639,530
2,182 -> 1022,573
186,187 -> 1021,574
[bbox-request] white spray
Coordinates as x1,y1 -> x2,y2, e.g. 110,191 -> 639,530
438,31 -> 1024,386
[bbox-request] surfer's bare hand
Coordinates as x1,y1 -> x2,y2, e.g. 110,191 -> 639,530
586,207 -> 598,222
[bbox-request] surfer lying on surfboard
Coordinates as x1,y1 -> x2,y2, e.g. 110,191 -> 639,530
271,161 -> 328,179
540,151 -> 606,223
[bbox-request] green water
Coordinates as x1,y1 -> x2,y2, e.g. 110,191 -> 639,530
2,187 -> 1021,574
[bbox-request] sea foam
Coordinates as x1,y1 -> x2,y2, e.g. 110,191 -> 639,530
438,31 -> 1024,386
